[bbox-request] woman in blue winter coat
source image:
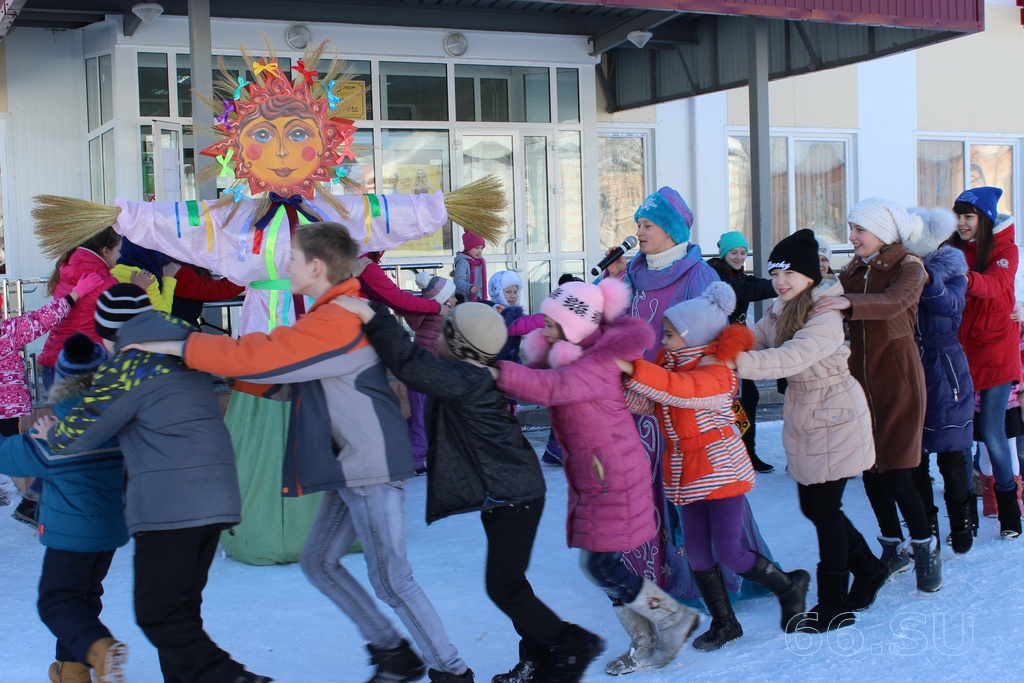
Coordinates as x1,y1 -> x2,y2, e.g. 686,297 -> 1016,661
903,209 -> 977,555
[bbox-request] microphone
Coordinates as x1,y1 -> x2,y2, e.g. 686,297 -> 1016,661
592,236 -> 638,276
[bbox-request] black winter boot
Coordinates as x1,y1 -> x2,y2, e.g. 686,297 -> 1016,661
945,495 -> 974,554
846,537 -> 888,612
995,487 -> 1022,539
546,624 -> 605,683
877,536 -> 911,578
739,553 -> 809,633
691,566 -> 743,651
428,669 -> 474,683
796,567 -> 855,633
366,639 -> 426,683
492,640 -> 549,683
748,452 -> 775,474
909,538 -> 943,592
926,507 -> 941,551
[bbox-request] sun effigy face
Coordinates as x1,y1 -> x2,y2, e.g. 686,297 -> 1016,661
201,61 -> 356,199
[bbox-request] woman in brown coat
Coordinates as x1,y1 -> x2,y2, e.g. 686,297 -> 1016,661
817,198 -> 941,595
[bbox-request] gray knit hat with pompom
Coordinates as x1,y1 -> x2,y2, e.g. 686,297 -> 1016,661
663,281 -> 737,347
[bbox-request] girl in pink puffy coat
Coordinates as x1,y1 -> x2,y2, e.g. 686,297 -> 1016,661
493,278 -> 700,678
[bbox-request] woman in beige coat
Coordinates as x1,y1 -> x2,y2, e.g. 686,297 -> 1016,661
729,229 -> 884,634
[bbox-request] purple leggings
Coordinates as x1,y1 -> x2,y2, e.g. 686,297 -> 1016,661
678,495 -> 758,574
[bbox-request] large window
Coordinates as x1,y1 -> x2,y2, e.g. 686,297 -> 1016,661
381,62 -> 447,121
454,65 -> 551,123
86,55 -> 115,203
729,133 -> 849,249
597,133 -> 647,250
918,139 -> 1014,216
382,130 -> 452,257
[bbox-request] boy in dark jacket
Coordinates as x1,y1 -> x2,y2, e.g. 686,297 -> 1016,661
38,284 -> 268,683
122,225 -> 473,683
336,295 -> 598,683
1,334 -> 127,683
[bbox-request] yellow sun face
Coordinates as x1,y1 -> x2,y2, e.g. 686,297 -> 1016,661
202,63 -> 355,199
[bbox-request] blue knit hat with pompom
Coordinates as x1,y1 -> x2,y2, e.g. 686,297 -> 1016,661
663,281 -> 737,347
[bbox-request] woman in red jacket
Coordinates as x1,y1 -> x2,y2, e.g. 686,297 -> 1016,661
947,187 -> 1022,538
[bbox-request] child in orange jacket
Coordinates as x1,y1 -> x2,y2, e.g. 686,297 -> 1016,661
617,282 -> 809,649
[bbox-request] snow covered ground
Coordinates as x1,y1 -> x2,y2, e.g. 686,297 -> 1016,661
1,419 -> 1022,682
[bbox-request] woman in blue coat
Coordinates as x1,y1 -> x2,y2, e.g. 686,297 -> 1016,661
904,209 -> 977,555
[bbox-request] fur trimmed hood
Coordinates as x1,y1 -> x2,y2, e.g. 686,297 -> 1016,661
924,245 -> 968,284
47,375 -> 93,406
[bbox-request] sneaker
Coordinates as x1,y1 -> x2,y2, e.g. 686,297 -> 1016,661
12,498 -> 38,527
366,639 -> 425,683
428,668 -> 475,682
877,537 -> 911,578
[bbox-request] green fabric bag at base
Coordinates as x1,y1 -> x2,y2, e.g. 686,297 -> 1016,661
219,391 -> 324,565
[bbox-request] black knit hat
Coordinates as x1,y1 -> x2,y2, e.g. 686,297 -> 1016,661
766,229 -> 823,285
55,333 -> 107,380
94,283 -> 153,341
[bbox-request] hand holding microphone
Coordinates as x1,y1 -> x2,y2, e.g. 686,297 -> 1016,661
592,235 -> 638,276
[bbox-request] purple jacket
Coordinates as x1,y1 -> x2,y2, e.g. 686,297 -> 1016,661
405,311 -> 444,356
497,316 -> 656,552
623,244 -> 719,362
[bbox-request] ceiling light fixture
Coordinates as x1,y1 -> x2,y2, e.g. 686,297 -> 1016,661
131,2 -> 164,25
626,29 -> 653,48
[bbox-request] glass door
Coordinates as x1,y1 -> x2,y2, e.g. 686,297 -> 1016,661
147,121 -> 185,202
457,130 -> 554,313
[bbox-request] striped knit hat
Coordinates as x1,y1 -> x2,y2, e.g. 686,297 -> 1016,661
94,283 -> 152,341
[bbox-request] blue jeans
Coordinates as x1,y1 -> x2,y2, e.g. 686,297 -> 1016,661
299,482 -> 467,675
975,382 -> 1016,492
578,550 -> 642,606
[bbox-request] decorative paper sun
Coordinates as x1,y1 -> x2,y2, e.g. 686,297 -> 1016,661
200,58 -> 357,200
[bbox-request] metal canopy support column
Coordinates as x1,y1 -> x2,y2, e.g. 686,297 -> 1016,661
747,17 -> 771,321
189,0 -> 216,200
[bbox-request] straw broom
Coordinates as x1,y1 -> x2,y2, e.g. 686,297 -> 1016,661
32,195 -> 122,260
443,175 -> 508,245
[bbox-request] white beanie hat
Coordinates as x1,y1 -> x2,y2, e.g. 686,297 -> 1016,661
848,198 -> 921,246
815,236 -> 832,262
903,207 -> 958,258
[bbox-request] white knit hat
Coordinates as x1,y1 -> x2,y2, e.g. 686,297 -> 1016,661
848,198 -> 921,246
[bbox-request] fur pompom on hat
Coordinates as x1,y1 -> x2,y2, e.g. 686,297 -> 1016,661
903,207 -> 958,258
414,271 -> 456,305
462,231 -> 486,251
540,278 -> 631,345
487,270 -> 523,308
847,197 -> 919,246
663,281 -> 736,348
55,333 -> 107,381
442,302 -> 507,364
634,187 -> 695,246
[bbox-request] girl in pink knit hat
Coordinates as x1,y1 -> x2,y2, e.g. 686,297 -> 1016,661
453,232 -> 487,302
492,279 -> 701,680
